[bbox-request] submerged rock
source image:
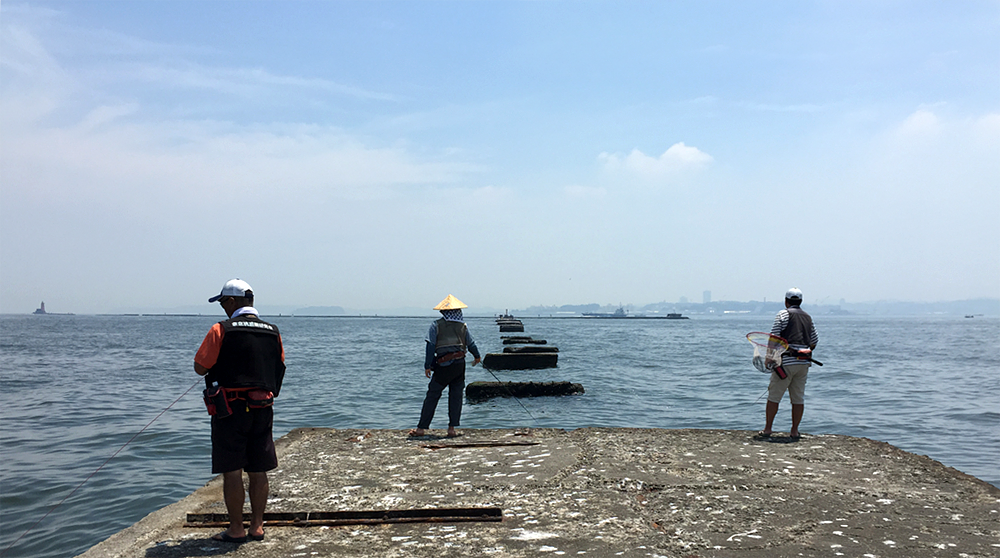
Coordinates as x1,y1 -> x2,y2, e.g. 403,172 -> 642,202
502,345 -> 558,353
501,337 -> 547,344
482,352 -> 557,369
466,381 -> 584,400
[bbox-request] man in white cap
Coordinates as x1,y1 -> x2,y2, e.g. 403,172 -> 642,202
409,295 -> 481,438
194,279 -> 285,543
757,287 -> 819,441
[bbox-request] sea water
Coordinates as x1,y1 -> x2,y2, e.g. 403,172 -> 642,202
0,314 -> 997,557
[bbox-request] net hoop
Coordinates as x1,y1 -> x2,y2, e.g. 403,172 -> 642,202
746,332 -> 789,374
746,331 -> 790,350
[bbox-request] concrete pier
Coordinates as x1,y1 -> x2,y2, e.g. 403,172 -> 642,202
79,428 -> 1000,557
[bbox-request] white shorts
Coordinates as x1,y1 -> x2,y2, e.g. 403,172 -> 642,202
767,363 -> 809,405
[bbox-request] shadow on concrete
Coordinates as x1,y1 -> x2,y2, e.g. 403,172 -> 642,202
757,434 -> 802,444
404,434 -> 459,441
144,537 -> 245,557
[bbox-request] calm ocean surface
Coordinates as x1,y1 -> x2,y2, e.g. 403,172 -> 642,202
1,314 -> 997,557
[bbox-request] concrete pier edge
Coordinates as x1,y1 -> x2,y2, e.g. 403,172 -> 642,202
78,427 -> 1000,558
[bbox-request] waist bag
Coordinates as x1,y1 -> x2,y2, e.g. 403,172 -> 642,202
203,386 -> 274,416
436,351 -> 466,364
203,385 -> 233,418
245,389 -> 274,408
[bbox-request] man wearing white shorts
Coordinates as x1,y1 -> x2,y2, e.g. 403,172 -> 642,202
758,288 -> 818,440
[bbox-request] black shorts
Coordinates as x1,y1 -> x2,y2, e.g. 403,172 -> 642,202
211,400 -> 277,474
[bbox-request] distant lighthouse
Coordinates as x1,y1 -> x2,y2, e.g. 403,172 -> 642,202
33,302 -> 47,315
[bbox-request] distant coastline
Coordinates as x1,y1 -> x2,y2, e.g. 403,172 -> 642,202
9,298 -> 998,318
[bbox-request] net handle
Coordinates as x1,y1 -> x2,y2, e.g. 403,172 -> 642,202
746,332 -> 823,366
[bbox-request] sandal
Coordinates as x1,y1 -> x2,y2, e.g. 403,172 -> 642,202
212,532 -> 247,544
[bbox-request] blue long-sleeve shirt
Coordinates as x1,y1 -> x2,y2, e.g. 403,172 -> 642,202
424,320 -> 480,369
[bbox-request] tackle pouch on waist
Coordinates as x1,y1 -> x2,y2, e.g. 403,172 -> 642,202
203,385 -> 233,418
436,350 -> 466,364
246,389 -> 274,409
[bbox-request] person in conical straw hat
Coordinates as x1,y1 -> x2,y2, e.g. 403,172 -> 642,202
409,294 -> 482,438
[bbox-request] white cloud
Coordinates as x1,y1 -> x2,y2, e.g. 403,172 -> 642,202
1,119 -> 482,205
897,108 -> 942,136
563,184 -> 606,198
76,103 -> 140,131
0,9 -> 476,206
881,108 -> 1000,162
741,102 -> 830,113
977,112 -> 1000,132
598,142 -> 713,179
125,63 -> 398,101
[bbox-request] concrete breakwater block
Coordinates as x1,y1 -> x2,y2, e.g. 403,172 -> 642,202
502,345 -> 558,353
498,324 -> 524,332
466,381 -> 584,400
80,427 -> 1000,558
502,337 -> 546,344
482,352 -> 557,369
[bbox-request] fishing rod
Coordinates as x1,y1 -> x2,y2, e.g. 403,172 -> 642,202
478,362 -> 541,425
1,379 -> 202,557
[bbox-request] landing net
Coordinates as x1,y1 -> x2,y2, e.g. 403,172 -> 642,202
746,332 -> 789,373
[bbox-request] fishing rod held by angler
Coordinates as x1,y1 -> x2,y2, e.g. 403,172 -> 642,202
0,379 -> 202,557
480,363 -> 541,426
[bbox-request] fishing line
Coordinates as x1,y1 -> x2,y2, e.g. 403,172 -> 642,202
481,365 -> 541,425
1,379 -> 202,557
753,389 -> 769,404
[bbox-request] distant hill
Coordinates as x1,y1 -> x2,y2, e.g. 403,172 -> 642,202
522,298 -> 999,317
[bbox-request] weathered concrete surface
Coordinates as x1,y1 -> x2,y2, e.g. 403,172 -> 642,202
79,428 -> 1000,558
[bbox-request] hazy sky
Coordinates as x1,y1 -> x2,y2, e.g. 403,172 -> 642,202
2,1 -> 998,314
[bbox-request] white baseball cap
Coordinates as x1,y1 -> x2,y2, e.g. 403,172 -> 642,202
208,279 -> 253,302
785,287 -> 803,300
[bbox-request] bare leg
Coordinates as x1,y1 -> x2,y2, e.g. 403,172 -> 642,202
247,472 -> 268,537
763,400 -> 779,435
221,470 -> 247,538
790,404 -> 804,438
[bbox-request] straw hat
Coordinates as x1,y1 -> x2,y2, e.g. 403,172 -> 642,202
433,294 -> 468,310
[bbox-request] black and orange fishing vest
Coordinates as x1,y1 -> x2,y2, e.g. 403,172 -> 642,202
208,314 -> 285,396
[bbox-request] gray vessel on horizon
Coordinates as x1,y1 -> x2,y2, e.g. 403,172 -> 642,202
582,306 -> 688,319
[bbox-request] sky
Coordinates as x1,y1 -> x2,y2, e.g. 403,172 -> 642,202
2,1 -> 998,314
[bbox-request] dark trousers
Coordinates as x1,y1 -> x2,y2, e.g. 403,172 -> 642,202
417,360 -> 465,429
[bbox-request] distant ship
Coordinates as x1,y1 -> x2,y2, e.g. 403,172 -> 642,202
582,306 -> 629,318
581,306 -> 688,319
661,313 -> 689,320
